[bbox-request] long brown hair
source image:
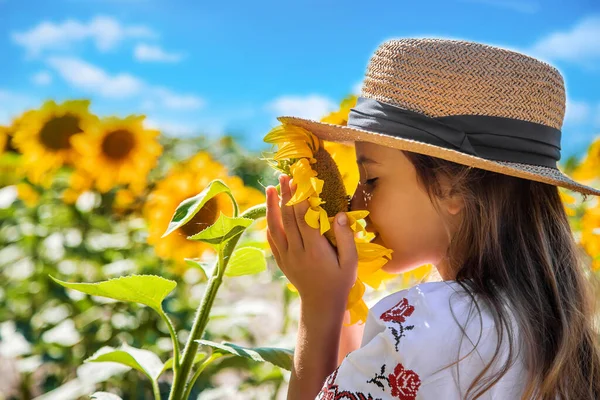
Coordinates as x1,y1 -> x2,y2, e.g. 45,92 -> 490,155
402,150 -> 600,400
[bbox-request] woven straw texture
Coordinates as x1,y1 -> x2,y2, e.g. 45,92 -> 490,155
277,38 -> 600,196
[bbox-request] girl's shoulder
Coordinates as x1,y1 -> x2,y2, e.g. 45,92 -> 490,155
317,281 -> 526,399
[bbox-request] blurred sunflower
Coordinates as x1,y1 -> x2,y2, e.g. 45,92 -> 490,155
559,189 -> 577,217
62,169 -> 95,205
145,152 -> 265,273
320,95 -> 358,126
71,115 -> 162,193
572,139 -> 600,183
580,203 -> 600,271
16,182 -> 41,207
12,100 -> 97,186
1,112 -> 30,155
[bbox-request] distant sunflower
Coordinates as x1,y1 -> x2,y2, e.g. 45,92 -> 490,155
320,95 -> 358,126
71,115 -> 162,193
572,139 -> 600,183
1,112 -> 31,155
145,152 -> 265,273
581,203 -> 600,271
13,100 -> 97,186
16,182 -> 41,208
62,169 -> 95,205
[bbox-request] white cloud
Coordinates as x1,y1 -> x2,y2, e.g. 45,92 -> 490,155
12,16 -> 156,56
265,95 -> 337,120
352,81 -> 363,95
134,44 -> 183,63
145,118 -> 224,137
529,15 -> 600,66
47,56 -> 144,98
152,88 -> 204,110
46,56 -> 204,110
145,118 -> 198,136
31,70 -> 52,86
564,99 -> 591,125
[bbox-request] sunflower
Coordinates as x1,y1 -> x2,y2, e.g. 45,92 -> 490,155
62,169 -> 95,205
70,115 -> 162,193
572,139 -> 600,183
16,182 -> 41,208
580,202 -> 600,271
144,152 -> 265,273
263,121 -> 396,325
12,100 -> 98,186
320,95 -> 358,126
321,95 -> 434,290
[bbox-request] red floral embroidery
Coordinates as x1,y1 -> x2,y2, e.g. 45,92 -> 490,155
388,363 -> 421,399
380,298 -> 415,323
379,298 -> 416,351
317,365 -> 381,400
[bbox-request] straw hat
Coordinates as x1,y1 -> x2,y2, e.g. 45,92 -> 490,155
277,38 -> 600,196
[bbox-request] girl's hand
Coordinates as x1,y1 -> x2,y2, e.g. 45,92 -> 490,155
265,174 -> 358,310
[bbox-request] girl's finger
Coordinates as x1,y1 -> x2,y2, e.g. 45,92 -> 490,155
266,228 -> 283,269
279,174 -> 304,251
266,186 -> 288,252
291,179 -> 320,246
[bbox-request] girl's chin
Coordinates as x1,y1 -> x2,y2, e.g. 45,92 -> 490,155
381,258 -> 427,275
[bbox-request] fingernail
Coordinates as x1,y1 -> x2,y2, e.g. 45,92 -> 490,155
337,213 -> 347,226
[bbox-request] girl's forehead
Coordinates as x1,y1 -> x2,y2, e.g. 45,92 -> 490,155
355,142 -> 403,164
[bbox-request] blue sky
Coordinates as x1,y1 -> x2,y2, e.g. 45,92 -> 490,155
1,0 -> 599,159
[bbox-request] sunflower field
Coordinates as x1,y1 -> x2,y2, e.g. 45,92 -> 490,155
0,96 -> 599,400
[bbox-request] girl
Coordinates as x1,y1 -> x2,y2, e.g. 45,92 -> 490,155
265,38 -> 600,399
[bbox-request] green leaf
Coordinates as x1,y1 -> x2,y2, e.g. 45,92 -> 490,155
225,247 -> 267,277
184,259 -> 217,279
49,274 -> 176,313
86,344 -> 164,382
161,352 -> 208,375
196,340 -> 294,371
162,179 -> 235,238
188,212 -> 253,247
90,392 -> 124,400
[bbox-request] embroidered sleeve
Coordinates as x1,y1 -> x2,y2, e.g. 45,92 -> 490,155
316,296 -> 422,400
314,282 -> 516,400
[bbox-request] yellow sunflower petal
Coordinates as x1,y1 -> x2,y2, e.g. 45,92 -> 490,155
264,124 -> 313,145
273,141 -> 314,161
319,207 -> 330,235
356,242 -> 394,261
346,299 -> 369,326
360,269 -> 396,291
304,207 -> 321,229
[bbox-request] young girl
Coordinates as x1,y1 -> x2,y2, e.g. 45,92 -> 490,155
265,38 -> 600,399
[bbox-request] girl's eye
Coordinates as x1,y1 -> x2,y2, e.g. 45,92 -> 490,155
364,178 -> 378,186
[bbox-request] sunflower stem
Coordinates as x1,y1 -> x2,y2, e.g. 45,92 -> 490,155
181,353 -> 221,400
168,204 -> 266,400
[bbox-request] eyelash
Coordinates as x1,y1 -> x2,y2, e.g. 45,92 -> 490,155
364,178 -> 378,186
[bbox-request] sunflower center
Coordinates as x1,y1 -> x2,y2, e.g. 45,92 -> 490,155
179,196 -> 221,237
312,146 -> 349,216
102,129 -> 136,160
39,114 -> 82,150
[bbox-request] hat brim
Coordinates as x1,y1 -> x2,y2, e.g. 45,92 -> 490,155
278,115 -> 600,197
